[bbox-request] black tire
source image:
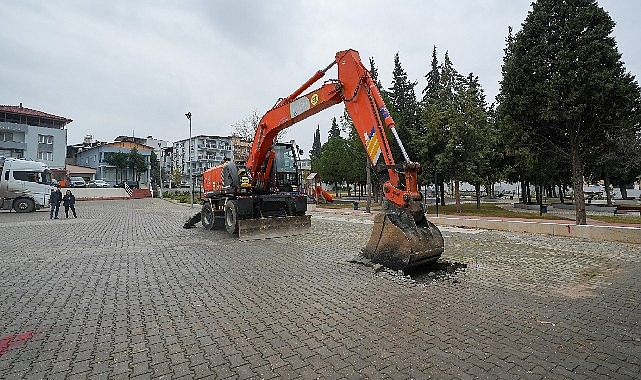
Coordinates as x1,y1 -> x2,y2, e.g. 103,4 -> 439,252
225,200 -> 239,234
14,198 -> 35,213
201,203 -> 215,230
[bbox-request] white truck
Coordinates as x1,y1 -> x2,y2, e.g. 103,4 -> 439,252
0,157 -> 54,212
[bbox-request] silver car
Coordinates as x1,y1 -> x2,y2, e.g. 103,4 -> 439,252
87,179 -> 110,188
69,176 -> 86,187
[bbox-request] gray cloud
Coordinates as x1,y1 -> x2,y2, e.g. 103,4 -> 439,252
1,0 -> 638,157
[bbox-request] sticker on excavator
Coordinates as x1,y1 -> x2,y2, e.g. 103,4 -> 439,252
238,215 -> 311,240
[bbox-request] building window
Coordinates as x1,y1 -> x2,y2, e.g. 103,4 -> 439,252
0,132 -> 14,142
37,151 -> 53,161
38,134 -> 54,144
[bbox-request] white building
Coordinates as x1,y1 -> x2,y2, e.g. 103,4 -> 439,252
0,104 -> 71,169
173,135 -> 233,182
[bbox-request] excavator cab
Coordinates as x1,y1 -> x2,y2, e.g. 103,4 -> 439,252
267,143 -> 300,194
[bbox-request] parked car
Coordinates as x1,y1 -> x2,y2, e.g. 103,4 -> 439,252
114,180 -> 140,189
87,179 -> 110,188
69,176 -> 86,187
180,180 -> 189,188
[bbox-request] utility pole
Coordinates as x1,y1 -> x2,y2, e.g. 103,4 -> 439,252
158,143 -> 163,199
185,112 -> 193,208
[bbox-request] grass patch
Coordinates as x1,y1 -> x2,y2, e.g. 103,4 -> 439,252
163,191 -> 202,204
431,202 -> 569,220
588,215 -> 641,225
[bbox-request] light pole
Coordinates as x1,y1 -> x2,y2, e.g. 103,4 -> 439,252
185,112 -> 193,208
158,143 -> 163,199
147,163 -> 152,197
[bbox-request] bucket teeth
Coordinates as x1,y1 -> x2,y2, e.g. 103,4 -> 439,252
360,209 -> 444,270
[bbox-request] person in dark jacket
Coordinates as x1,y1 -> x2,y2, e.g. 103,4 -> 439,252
63,189 -> 77,218
50,187 -> 62,219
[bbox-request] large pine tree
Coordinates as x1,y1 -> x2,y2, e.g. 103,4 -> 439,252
498,0 -> 641,224
387,53 -> 420,161
422,46 -> 441,105
310,125 -> 322,172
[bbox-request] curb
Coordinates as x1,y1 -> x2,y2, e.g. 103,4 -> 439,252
429,216 -> 641,245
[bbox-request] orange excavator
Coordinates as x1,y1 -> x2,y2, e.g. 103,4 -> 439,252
184,49 -> 444,270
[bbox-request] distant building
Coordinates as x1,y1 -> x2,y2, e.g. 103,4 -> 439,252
231,135 -> 252,167
115,135 -> 172,184
75,141 -> 153,186
114,135 -> 169,156
0,103 -> 72,168
173,135 -> 232,183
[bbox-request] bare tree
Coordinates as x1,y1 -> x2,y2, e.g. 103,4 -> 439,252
232,108 -> 288,142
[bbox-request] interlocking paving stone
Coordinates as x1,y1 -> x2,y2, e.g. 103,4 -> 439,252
0,199 -> 640,379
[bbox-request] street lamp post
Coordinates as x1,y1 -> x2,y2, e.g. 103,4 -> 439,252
158,143 -> 163,199
185,112 -> 193,208
147,164 -> 152,197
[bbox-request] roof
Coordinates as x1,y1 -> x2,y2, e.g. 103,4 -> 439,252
65,164 -> 96,176
77,141 -> 153,153
0,104 -> 73,123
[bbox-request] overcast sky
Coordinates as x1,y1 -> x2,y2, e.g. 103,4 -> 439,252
2,1 -> 640,158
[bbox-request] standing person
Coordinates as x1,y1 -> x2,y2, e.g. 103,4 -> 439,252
63,189 -> 77,218
50,187 -> 62,219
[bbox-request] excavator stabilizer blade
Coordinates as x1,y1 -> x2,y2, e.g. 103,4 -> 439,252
238,215 -> 311,240
361,210 -> 444,270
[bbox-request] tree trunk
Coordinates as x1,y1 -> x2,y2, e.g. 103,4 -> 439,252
604,169 -> 612,207
475,182 -> 481,209
620,185 -> 628,200
559,185 -> 565,204
440,182 -> 445,206
455,180 -> 461,214
571,149 -> 587,225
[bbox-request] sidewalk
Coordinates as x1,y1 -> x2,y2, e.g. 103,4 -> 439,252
428,204 -> 641,244
313,203 -> 641,244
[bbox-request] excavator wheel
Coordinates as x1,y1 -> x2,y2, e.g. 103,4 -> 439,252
360,205 -> 444,270
225,200 -> 239,234
201,203 -> 216,230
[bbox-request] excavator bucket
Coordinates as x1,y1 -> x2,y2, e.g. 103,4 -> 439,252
360,208 -> 444,270
238,215 -> 311,240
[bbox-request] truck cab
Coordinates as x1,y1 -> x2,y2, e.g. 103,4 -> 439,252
0,157 -> 54,212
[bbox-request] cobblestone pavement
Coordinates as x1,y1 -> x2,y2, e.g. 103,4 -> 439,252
0,199 -> 639,379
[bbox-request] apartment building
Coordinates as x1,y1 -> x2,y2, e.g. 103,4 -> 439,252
0,104 -> 71,168
173,135 -> 233,182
